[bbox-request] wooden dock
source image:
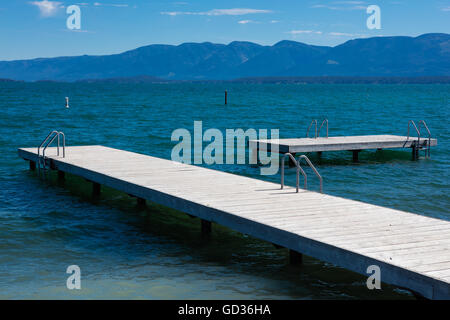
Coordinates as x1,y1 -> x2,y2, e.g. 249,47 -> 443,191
18,145 -> 450,299
250,135 -> 438,161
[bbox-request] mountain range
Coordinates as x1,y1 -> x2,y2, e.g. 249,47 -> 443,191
0,33 -> 449,82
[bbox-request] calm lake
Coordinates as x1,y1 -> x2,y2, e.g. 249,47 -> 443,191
0,82 -> 448,299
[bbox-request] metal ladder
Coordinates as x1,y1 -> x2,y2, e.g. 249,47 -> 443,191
281,153 -> 323,193
38,130 -> 66,175
404,120 -> 432,159
306,119 -> 328,138
418,120 -> 432,158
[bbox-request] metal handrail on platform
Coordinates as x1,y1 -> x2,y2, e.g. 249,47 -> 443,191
418,120 -> 431,158
404,120 -> 421,149
297,155 -> 323,193
306,120 -> 318,138
281,153 -> 323,193
318,119 -> 329,138
38,131 -> 58,172
280,153 -> 306,193
37,130 -> 66,173
307,119 -> 329,139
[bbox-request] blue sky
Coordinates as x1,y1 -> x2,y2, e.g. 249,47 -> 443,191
0,0 -> 449,60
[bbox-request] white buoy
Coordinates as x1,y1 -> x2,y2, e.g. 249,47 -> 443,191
65,97 -> 70,109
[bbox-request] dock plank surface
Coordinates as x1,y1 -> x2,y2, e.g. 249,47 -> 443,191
18,145 -> 450,299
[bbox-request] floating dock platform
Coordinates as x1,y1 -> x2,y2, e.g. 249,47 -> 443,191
18,145 -> 450,299
250,135 -> 438,162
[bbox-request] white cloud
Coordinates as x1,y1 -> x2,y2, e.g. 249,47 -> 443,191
161,8 -> 272,16
329,32 -> 355,36
287,30 -> 322,34
238,20 -> 253,24
328,32 -> 368,37
94,2 -> 129,7
311,3 -> 366,10
270,20 -> 279,23
162,11 -> 179,16
311,4 -> 339,10
333,1 -> 365,4
442,7 -> 450,11
29,0 -> 63,17
207,8 -> 271,15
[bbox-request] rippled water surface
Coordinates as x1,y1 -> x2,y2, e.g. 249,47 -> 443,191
0,82 -> 448,299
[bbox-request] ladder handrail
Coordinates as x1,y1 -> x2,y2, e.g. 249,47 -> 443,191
38,130 -> 59,172
281,153 -> 307,193
42,132 -> 66,158
404,120 -> 420,148
38,130 -> 58,159
58,132 -> 66,157
42,134 -> 60,162
297,155 -> 323,193
306,120 -> 318,138
418,120 -> 431,158
37,130 -> 66,173
318,119 -> 328,138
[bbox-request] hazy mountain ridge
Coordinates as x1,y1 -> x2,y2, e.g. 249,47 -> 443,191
0,33 -> 448,81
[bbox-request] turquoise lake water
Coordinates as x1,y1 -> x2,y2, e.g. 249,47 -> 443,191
0,82 -> 449,299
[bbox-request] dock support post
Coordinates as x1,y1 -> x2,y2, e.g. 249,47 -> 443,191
411,291 -> 427,300
137,197 -> 146,206
29,160 -> 36,171
57,170 -> 65,181
412,145 -> 419,161
92,182 -> 101,197
352,150 -> 360,162
225,90 -> 227,105
201,219 -> 212,236
289,250 -> 303,265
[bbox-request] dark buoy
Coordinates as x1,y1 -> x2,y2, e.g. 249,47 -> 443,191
224,90 -> 227,105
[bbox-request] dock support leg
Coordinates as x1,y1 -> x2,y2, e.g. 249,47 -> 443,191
29,160 -> 36,171
201,219 -> 212,236
289,250 -> 303,265
411,291 -> 427,300
412,145 -> 419,161
57,170 -> 65,181
352,150 -> 360,163
92,182 -> 101,197
137,197 -> 146,206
